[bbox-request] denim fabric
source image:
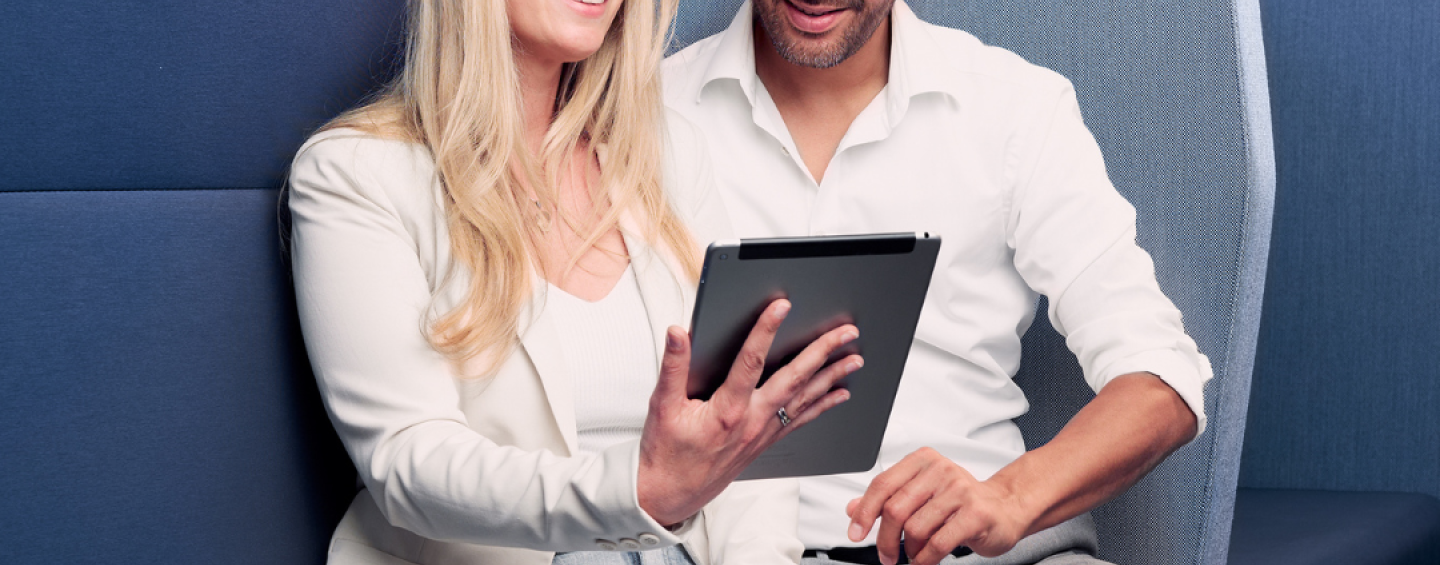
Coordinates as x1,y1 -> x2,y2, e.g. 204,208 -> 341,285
669,2 -> 1274,565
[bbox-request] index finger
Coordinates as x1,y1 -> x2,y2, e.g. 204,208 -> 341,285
711,299 -> 790,414
848,454 -> 932,542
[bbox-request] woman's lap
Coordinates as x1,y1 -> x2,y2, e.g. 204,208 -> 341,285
552,546 -> 695,565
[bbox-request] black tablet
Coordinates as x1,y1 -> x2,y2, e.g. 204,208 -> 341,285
687,232 -> 940,479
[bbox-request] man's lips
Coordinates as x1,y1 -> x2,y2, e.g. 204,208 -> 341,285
784,0 -> 850,34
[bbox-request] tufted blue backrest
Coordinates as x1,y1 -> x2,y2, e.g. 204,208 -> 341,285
669,2 -> 1275,564
0,1 -> 406,563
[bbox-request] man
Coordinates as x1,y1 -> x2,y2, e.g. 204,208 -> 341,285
662,1 -> 1210,564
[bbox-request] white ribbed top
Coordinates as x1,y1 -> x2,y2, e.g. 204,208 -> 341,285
543,266 -> 658,455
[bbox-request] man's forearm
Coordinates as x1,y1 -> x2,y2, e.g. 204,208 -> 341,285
846,371 -> 1198,563
990,371 -> 1198,537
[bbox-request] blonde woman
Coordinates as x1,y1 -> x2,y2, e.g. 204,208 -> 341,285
287,0 -> 863,564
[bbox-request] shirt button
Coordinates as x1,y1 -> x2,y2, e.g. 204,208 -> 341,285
781,146 -> 791,156
619,538 -> 642,550
595,539 -> 618,551
638,533 -> 661,546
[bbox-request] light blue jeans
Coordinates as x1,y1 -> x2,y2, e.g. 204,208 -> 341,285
552,546 -> 695,565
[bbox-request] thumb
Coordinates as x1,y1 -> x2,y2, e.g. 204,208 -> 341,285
652,326 -> 692,408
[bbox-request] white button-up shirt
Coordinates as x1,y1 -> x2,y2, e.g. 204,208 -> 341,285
663,0 -> 1212,549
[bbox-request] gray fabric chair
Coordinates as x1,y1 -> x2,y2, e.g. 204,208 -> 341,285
669,2 -> 1276,564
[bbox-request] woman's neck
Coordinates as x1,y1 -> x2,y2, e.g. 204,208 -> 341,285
515,51 -> 563,156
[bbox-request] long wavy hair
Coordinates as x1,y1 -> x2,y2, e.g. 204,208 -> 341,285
322,0 -> 694,376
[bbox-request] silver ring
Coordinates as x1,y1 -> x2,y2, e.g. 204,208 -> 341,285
776,407 -> 793,427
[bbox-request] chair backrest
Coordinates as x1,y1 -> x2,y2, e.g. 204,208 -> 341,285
0,1 -> 405,563
669,2 -> 1275,564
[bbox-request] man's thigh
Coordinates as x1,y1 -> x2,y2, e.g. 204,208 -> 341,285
800,550 -> 1112,565
802,513 -> 1109,565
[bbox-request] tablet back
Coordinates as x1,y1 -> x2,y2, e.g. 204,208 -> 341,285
688,232 -> 940,479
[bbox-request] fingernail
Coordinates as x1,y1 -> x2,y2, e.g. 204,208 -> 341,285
841,331 -> 859,344
848,522 -> 865,541
774,301 -> 791,320
847,359 -> 863,373
666,331 -> 681,351
838,390 -> 851,403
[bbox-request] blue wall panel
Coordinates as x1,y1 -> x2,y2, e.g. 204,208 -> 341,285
0,0 -> 405,191
0,189 -> 356,564
1243,1 -> 1440,497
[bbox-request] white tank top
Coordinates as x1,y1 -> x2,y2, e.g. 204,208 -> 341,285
542,266 -> 658,455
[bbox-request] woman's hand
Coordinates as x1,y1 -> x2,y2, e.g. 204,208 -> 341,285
637,299 -> 863,526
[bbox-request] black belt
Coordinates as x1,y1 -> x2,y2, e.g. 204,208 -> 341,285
803,542 -> 973,564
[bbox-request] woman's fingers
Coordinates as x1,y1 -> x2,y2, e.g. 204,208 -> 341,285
781,353 -> 862,424
758,323 -> 859,410
783,387 -> 851,431
711,300 -> 791,418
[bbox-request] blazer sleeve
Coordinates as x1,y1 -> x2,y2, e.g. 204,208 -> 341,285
287,132 -> 687,551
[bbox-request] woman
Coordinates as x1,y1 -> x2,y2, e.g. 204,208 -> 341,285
287,0 -> 863,564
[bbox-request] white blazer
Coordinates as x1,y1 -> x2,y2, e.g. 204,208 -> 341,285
288,116 -> 803,565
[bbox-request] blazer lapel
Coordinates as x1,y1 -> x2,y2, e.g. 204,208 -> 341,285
513,229 -> 696,458
623,229 -> 695,370
515,278 -> 579,456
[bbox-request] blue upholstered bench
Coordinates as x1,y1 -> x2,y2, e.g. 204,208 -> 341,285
1231,2 -> 1440,565
1229,489 -> 1440,565
0,2 -> 402,562
5,1 -> 1437,565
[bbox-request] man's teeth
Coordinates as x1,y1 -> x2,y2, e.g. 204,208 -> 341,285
578,0 -> 603,4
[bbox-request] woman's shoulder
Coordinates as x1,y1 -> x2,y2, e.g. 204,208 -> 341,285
290,127 -> 440,208
294,127 -> 432,178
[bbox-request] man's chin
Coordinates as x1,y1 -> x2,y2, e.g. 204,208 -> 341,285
776,46 -> 850,69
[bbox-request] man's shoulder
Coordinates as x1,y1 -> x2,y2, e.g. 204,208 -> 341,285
911,18 -> 1074,98
664,32 -> 724,73
662,33 -> 726,105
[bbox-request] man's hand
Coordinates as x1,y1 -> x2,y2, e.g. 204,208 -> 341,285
845,448 -> 1030,565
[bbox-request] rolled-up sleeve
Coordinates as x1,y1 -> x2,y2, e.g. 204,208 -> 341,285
1007,86 -> 1212,436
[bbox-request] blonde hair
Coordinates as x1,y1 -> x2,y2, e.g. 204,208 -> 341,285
324,0 -> 695,375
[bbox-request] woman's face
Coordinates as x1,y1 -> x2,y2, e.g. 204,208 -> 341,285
508,0 -> 625,66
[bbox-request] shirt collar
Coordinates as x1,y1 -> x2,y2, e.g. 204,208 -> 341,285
694,0 -> 969,112
695,1 -> 762,105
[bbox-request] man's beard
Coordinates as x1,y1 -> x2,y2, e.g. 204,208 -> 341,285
755,0 -> 889,69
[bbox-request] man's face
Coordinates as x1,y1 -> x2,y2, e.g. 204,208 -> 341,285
752,0 -> 895,69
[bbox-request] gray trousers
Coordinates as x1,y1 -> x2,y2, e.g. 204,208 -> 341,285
552,514 -> 1110,565
804,514 -> 1112,565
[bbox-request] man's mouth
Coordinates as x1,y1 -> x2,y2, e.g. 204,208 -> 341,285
791,1 -> 843,17
784,0 -> 847,34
